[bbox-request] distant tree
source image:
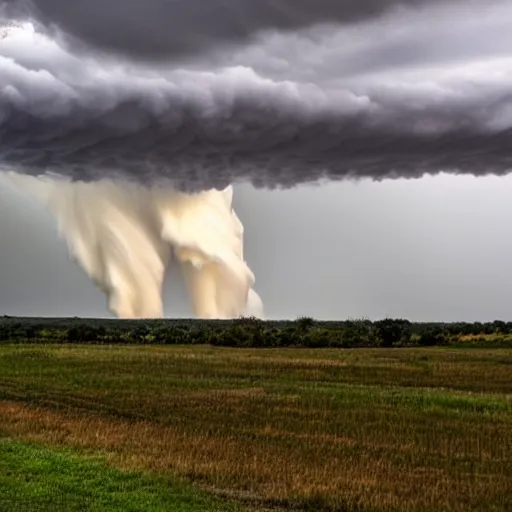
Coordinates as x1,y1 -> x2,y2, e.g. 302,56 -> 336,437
295,316 -> 315,332
418,328 -> 447,346
492,320 -> 507,335
67,325 -> 99,342
375,319 -> 411,347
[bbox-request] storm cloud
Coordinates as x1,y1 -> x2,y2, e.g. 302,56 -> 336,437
8,0 -> 451,60
1,0 -> 512,190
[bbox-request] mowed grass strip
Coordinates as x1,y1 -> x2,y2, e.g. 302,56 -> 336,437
0,345 -> 511,511
0,439 -> 241,512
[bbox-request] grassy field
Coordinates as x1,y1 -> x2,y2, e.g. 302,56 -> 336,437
0,440 -> 240,512
0,344 -> 511,511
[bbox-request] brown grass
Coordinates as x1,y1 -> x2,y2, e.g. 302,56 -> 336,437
1,345 -> 511,511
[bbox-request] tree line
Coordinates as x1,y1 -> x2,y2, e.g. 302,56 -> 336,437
1,316 -> 512,348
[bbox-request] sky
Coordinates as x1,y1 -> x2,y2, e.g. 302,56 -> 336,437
2,173 -> 512,322
1,0 -> 512,321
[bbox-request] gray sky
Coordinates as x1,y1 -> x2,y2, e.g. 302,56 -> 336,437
2,174 -> 512,321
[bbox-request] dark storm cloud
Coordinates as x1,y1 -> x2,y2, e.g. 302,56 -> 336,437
1,2 -> 512,190
1,73 -> 511,190
10,0 -> 450,60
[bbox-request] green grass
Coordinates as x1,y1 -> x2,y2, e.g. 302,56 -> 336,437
0,440 -> 240,512
0,344 -> 511,511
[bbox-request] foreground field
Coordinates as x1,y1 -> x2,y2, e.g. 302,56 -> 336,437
0,344 -> 511,511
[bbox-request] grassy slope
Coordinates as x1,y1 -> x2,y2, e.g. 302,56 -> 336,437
0,440 -> 240,512
0,344 -> 511,511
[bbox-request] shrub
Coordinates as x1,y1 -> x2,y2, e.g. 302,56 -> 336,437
417,328 -> 448,346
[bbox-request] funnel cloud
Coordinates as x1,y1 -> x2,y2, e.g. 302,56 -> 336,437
5,173 -> 263,319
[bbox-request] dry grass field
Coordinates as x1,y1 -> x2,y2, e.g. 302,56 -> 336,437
0,344 -> 511,511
